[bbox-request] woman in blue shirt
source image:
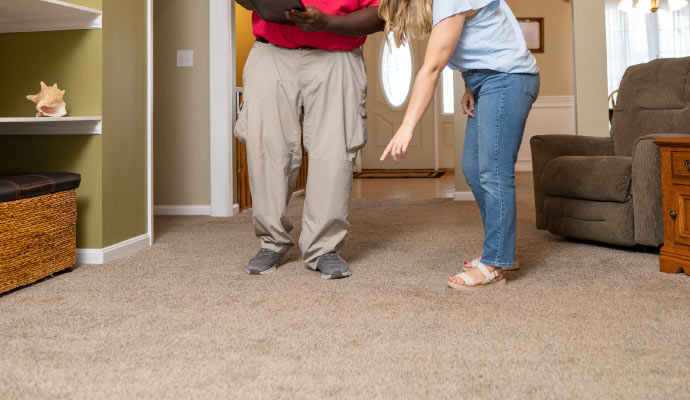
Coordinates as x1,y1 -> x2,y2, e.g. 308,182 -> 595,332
378,0 -> 540,289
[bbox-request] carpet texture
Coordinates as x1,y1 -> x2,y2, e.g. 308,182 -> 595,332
1,173 -> 689,399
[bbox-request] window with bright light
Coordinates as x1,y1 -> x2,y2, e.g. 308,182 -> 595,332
605,0 -> 690,93
381,33 -> 412,107
442,67 -> 454,114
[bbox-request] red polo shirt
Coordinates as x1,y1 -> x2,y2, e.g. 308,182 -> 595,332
252,0 -> 380,51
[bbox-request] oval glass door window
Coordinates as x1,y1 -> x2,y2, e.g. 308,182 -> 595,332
381,33 -> 412,107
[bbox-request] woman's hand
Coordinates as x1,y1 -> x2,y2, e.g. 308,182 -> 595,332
378,14 -> 467,163
462,88 -> 475,118
380,127 -> 414,162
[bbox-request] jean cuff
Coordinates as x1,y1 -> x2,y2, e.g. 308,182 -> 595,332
480,258 -> 516,268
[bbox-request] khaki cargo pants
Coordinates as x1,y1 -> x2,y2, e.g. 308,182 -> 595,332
235,41 -> 368,269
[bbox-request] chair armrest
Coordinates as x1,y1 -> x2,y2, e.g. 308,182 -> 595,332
530,135 -> 614,229
631,133 -> 690,246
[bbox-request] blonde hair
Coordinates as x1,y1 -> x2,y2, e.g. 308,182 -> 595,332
379,0 -> 434,47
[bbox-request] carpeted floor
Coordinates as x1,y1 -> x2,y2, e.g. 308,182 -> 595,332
1,173 -> 689,399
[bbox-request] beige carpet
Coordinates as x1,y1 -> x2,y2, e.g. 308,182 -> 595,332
2,173 -> 689,399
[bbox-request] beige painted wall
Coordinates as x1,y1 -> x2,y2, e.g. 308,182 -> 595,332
506,0 -> 574,96
572,0 -> 610,136
153,0 -> 211,206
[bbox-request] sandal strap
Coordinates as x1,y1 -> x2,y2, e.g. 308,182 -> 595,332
476,264 -> 500,284
454,272 -> 476,286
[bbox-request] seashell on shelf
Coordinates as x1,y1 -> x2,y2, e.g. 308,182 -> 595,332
26,81 -> 67,117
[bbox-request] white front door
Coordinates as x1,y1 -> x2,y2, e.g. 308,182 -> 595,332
361,32 -> 437,169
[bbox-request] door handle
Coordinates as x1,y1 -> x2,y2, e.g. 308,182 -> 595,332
670,210 -> 678,219
685,160 -> 690,171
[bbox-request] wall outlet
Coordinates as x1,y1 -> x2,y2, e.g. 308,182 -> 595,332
176,50 -> 193,67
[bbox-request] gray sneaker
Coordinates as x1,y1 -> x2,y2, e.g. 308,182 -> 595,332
316,252 -> 351,280
246,248 -> 287,275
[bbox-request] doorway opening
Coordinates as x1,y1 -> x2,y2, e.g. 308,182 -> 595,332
232,10 -> 457,206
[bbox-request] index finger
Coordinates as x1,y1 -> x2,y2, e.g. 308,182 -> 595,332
380,143 -> 392,161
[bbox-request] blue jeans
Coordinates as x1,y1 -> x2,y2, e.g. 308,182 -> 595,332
461,70 -> 540,268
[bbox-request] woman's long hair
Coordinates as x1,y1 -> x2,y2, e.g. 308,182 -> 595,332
379,0 -> 434,47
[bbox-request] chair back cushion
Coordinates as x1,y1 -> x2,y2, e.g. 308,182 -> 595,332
611,57 -> 690,156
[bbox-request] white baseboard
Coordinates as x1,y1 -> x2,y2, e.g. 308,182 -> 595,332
454,191 -> 476,201
515,160 -> 533,172
76,233 -> 151,265
154,204 -> 240,216
154,205 -> 212,216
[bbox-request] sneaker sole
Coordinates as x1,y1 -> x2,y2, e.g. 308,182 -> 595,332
245,253 -> 288,276
246,266 -> 277,276
320,270 -> 352,280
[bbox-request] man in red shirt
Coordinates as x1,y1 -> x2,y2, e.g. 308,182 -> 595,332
234,1 -> 384,279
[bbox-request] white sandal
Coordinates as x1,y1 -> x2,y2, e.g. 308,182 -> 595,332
463,258 -> 520,272
449,264 -> 506,290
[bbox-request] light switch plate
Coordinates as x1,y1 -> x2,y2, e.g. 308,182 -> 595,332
177,50 -> 193,67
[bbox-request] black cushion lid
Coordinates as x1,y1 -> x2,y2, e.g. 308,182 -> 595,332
0,173 -> 81,203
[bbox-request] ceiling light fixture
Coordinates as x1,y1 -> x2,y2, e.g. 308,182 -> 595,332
618,0 -> 688,13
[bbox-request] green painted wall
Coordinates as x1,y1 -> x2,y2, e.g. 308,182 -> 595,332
0,29 -> 103,249
0,30 -> 102,117
0,0 -> 149,250
101,0 -> 148,247
64,0 -> 102,10
0,137 -> 103,249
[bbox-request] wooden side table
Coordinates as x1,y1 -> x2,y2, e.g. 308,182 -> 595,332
655,138 -> 690,275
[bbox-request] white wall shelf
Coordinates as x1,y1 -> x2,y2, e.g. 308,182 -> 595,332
0,117 -> 102,135
0,0 -> 102,33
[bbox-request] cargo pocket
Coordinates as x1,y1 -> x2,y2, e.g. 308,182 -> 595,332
347,106 -> 368,158
234,100 -> 248,144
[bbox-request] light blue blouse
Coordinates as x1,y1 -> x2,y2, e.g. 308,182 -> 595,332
432,0 -> 539,74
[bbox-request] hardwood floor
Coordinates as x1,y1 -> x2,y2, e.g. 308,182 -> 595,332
351,171 -> 456,200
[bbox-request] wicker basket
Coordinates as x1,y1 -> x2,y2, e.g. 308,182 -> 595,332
0,189 -> 77,293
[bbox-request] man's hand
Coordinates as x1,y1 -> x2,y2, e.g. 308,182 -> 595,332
235,0 -> 254,11
286,6 -> 329,32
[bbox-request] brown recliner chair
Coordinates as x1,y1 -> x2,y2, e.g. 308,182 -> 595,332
531,57 -> 690,247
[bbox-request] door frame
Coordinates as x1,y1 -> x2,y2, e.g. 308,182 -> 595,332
209,0 -> 237,217
147,0 -> 154,243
